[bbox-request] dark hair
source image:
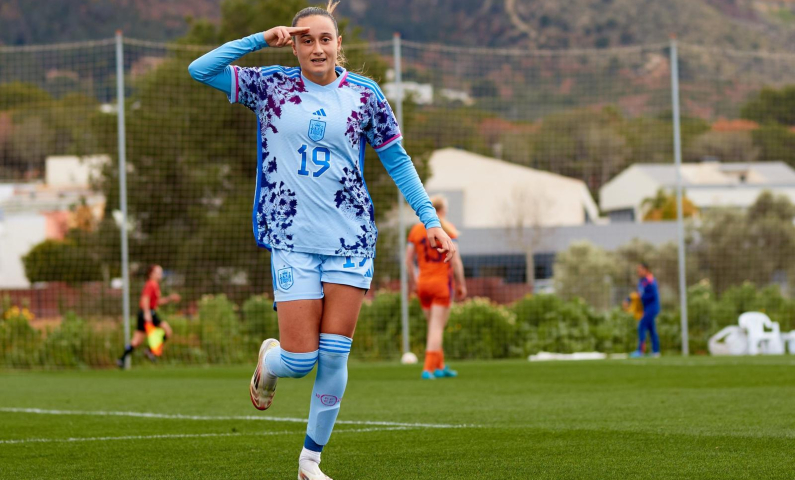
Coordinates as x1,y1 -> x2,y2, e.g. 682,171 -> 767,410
146,264 -> 159,279
639,262 -> 651,272
291,1 -> 346,67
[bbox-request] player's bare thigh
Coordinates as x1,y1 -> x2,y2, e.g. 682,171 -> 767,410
277,299 -> 323,352
320,283 -> 366,338
130,330 -> 147,347
160,321 -> 173,339
429,304 -> 451,327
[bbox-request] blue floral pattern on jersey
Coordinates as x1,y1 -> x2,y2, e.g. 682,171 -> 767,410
335,81 -> 400,256
334,166 -> 377,257
344,83 -> 401,150
254,157 -> 297,249
336,224 -> 378,258
365,92 -> 400,149
334,166 -> 371,220
266,179 -> 298,249
238,67 -> 306,250
344,89 -> 370,149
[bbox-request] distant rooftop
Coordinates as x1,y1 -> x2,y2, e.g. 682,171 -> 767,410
633,162 -> 795,187
425,148 -> 601,228
457,221 -> 679,256
601,161 -> 795,215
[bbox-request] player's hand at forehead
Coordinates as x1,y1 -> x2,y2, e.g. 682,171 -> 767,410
263,26 -> 310,48
426,227 -> 457,263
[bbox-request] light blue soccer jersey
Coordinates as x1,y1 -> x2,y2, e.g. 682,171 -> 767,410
230,65 -> 400,258
188,33 -> 440,258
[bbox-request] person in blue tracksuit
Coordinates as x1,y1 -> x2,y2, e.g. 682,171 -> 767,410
630,262 -> 661,358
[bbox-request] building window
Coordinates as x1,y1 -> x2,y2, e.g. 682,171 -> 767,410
462,254 -> 527,284
608,209 -> 635,223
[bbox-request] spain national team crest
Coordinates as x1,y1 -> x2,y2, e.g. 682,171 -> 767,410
308,119 -> 326,142
277,267 -> 294,290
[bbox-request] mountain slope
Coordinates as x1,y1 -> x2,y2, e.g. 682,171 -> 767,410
1,0 -> 793,50
0,0 -> 219,45
337,0 -> 794,51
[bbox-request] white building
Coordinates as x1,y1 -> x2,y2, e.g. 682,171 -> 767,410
0,155 -> 107,288
422,148 -> 600,229
382,82 -> 473,106
383,81 -> 433,105
0,213 -> 47,288
45,155 -> 108,188
600,161 -> 795,222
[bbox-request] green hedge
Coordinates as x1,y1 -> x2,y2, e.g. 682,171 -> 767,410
2,282 -> 792,368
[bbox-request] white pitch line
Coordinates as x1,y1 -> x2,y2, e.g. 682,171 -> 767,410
0,407 -> 471,429
0,427 -> 411,446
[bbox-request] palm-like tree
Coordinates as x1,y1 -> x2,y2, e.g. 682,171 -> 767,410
641,188 -> 698,221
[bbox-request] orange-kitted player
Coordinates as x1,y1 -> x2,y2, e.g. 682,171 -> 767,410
406,196 -> 466,379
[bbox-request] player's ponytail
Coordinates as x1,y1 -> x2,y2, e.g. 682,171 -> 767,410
326,0 -> 341,15
292,0 -> 347,68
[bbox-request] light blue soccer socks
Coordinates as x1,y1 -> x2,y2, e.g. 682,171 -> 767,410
264,346 -> 318,378
304,333 -> 352,452
262,335 -> 351,456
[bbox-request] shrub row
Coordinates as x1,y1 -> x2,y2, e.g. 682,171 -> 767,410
2,281 -> 791,368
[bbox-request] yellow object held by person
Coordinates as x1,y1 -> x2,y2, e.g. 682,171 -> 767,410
626,292 -> 644,321
144,322 -> 166,357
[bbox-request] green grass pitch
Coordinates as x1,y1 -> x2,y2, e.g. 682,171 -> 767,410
2,357 -> 794,479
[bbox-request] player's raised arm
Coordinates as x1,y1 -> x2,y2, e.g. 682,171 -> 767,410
187,26 -> 309,94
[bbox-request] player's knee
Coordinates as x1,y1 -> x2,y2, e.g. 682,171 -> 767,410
286,367 -> 314,379
281,350 -> 318,378
318,350 -> 348,371
317,334 -> 351,377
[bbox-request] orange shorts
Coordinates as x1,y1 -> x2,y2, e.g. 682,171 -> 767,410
417,281 -> 452,309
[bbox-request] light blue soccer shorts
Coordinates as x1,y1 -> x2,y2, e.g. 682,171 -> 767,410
270,248 -> 374,302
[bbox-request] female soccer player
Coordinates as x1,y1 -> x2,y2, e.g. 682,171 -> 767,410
188,2 -> 455,478
407,196 -> 466,379
117,264 -> 179,366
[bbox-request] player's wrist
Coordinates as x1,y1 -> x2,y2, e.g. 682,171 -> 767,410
251,32 -> 269,49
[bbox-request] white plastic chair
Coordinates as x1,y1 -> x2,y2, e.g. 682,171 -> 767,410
738,312 -> 785,355
708,326 -> 748,356
781,332 -> 795,355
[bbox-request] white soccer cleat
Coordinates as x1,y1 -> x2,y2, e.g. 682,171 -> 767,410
250,338 -> 279,411
298,461 -> 333,480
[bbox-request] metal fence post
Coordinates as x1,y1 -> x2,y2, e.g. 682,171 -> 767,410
670,37 -> 689,356
116,31 -> 132,368
393,33 -> 410,357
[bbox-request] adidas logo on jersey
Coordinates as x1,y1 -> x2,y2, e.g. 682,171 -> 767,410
365,266 -> 373,278
312,108 -> 327,117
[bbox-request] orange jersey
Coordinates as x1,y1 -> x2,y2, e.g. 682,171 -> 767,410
407,223 -> 457,286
